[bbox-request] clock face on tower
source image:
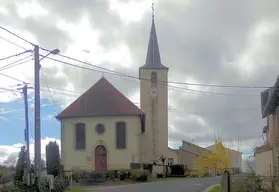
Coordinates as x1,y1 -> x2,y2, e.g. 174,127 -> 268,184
149,87 -> 158,98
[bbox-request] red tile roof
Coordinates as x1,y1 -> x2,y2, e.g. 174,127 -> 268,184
56,77 -> 144,119
255,144 -> 272,154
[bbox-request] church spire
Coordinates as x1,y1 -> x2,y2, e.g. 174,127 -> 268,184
140,3 -> 167,69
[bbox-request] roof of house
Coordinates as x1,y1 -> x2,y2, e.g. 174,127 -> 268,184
180,140 -> 210,157
56,77 -> 144,119
255,144 -> 272,154
206,144 -> 243,154
140,16 -> 168,69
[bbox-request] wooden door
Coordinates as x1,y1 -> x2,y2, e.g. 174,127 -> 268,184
95,145 -> 107,172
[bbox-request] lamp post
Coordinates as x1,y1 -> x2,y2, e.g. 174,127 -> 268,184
34,46 -> 60,185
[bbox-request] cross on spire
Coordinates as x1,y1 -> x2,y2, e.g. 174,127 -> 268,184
152,3 -> 155,19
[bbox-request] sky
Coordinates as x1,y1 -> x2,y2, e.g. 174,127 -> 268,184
1,0 -> 278,162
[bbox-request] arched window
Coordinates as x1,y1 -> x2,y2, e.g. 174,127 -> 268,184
151,71 -> 157,86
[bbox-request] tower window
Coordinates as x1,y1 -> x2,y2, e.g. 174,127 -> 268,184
151,71 -> 157,85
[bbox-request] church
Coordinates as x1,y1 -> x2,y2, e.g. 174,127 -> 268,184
56,13 -> 169,172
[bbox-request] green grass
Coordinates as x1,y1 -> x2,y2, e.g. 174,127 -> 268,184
209,186 -> 224,192
65,190 -> 88,192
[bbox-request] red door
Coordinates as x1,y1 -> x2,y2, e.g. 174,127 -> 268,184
95,145 -> 107,172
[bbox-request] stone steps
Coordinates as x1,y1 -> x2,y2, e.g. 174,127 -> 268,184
79,171 -> 107,186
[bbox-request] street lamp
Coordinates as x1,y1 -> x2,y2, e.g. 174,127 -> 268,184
39,48 -> 60,61
34,46 -> 60,186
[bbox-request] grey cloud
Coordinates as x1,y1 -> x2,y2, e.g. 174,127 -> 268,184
0,2 -> 70,52
2,0 -> 279,151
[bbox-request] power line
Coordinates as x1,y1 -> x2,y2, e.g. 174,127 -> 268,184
40,67 -> 55,103
43,56 -> 259,98
0,50 -> 32,62
0,102 -> 63,115
39,88 -> 261,110
41,47 -> 137,79
0,25 -> 272,91
0,87 -> 21,93
0,89 -> 261,116
0,36 -> 29,50
0,55 -> 33,71
0,26 -> 35,46
1,82 -> 260,111
0,67 -> 260,99
41,47 -> 272,90
0,72 -> 25,83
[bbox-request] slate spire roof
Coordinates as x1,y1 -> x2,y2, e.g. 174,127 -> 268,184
56,77 -> 144,119
140,12 -> 168,69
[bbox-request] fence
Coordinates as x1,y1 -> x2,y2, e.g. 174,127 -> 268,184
222,171 -> 279,192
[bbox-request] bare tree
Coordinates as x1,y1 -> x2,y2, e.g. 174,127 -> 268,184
159,154 -> 167,178
244,155 -> 255,174
2,153 -> 18,168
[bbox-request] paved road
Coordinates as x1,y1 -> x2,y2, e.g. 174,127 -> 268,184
96,177 -> 221,192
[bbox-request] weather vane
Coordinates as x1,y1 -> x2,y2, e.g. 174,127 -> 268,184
152,3 -> 155,19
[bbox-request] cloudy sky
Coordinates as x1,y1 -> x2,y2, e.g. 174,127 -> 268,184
0,0 -> 278,162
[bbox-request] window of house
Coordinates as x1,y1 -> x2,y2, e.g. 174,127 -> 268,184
76,123 -> 86,150
168,158 -> 173,166
116,122 -> 126,149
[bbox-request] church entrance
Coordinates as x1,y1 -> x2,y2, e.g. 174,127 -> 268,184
95,145 -> 107,172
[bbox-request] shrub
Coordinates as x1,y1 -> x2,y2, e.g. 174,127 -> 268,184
232,178 -> 258,192
1,182 -> 36,192
157,173 -> 163,178
0,175 -> 13,184
119,170 -> 126,181
131,170 -> 148,182
0,183 -> 22,192
39,176 -> 50,192
107,170 -> 118,181
54,176 -> 69,192
71,170 -> 85,182
107,170 -> 115,181
170,165 -> 184,175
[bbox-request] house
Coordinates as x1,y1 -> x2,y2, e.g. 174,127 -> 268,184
255,76 -> 279,177
167,147 -> 180,166
178,140 -> 211,170
56,13 -> 169,172
206,145 -> 242,174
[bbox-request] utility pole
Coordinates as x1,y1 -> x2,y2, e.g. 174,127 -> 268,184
33,45 -> 59,188
34,45 -> 41,185
18,83 -> 32,185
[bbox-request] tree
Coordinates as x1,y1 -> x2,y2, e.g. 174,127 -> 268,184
244,155 -> 255,174
194,140 -> 231,175
15,146 -> 26,182
46,141 -> 61,177
2,153 -> 17,168
159,154 -> 166,178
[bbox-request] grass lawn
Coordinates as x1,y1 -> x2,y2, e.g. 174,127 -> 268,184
209,186 -> 223,192
148,177 -> 186,182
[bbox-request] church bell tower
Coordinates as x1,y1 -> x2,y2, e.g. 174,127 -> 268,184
139,5 -> 169,163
